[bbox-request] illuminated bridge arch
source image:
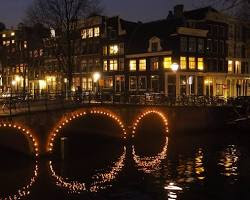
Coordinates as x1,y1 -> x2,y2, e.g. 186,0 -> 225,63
47,109 -> 127,152
131,110 -> 169,138
0,122 -> 39,157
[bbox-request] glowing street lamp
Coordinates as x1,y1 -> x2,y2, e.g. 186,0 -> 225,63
171,63 -> 179,72
93,72 -> 101,83
93,72 -> 101,94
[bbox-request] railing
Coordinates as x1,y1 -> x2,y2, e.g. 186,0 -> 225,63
0,91 -> 235,117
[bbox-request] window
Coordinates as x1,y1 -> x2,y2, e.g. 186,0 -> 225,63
88,78 -> 93,91
88,28 -> 93,38
129,60 -> 136,71
82,78 -> 87,90
228,60 -> 233,73
81,29 -> 87,39
151,58 -> 158,71
213,40 -> 218,53
129,76 -> 137,91
11,32 -> 15,36
198,58 -> 204,71
109,44 -> 119,55
103,60 -> 108,71
180,37 -> 187,52
119,43 -> 124,55
119,58 -> 124,71
103,46 -> 107,55
104,77 -> 113,88
81,60 -> 87,72
151,42 -> 158,52
139,76 -> 147,90
24,41 -> 27,48
180,57 -> 187,70
163,57 -> 172,69
110,59 -> 118,71
94,27 -> 100,37
139,59 -> 146,71
198,39 -> 204,53
12,40 -> 15,44
189,37 -> 196,52
2,34 -> 6,38
235,61 -> 241,74
207,39 -> 212,52
180,75 -> 187,96
151,75 -> 159,92
189,57 -> 196,70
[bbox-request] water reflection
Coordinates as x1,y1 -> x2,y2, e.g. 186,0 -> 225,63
49,146 -> 126,193
0,161 -> 38,200
89,146 -> 126,192
164,182 -> 183,200
132,137 -> 168,174
195,148 -> 205,180
218,145 -> 240,178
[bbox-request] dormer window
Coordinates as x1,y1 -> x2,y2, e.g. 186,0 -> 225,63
152,42 -> 158,52
148,36 -> 162,52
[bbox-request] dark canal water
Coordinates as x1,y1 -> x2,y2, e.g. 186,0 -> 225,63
1,115 -> 250,200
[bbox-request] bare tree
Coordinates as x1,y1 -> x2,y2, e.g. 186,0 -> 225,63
24,0 -> 102,92
197,0 -> 250,19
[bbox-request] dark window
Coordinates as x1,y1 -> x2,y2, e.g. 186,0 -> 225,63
189,37 -> 196,52
180,37 -> 187,52
198,38 -> 204,53
151,42 -> 158,52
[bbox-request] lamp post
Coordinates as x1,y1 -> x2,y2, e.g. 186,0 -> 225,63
64,78 -> 68,100
171,63 -> 179,98
93,72 -> 101,94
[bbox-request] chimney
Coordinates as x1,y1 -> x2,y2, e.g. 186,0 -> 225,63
174,4 -> 184,18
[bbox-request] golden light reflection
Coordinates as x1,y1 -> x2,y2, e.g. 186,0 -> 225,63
49,146 -> 126,193
0,122 -> 39,157
132,137 -> 168,174
195,148 -> 205,180
0,161 -> 39,200
218,145 -> 240,177
47,109 -> 127,152
89,146 -> 126,192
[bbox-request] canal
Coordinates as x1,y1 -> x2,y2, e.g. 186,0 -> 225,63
0,114 -> 250,200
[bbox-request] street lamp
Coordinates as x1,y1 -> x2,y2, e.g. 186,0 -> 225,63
64,78 -> 68,100
92,72 -> 101,94
171,63 -> 179,72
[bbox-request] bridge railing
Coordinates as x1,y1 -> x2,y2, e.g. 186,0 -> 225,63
0,91 -> 234,116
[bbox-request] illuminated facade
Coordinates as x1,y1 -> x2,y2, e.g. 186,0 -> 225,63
0,6 -> 250,98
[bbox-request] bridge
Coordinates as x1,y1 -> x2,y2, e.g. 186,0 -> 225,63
0,94 -> 234,157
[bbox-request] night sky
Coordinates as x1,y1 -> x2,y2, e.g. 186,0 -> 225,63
0,0 -> 204,27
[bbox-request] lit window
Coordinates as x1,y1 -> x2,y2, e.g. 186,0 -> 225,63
2,34 -> 6,38
110,59 -> 118,71
3,41 -> 6,45
103,46 -> 107,55
109,45 -> 119,55
189,57 -> 196,70
180,57 -> 187,70
88,28 -> 93,38
94,27 -> 100,37
129,76 -> 137,91
130,60 -> 137,71
81,29 -> 87,39
151,58 -> 159,71
235,61 -> 241,74
12,40 -> 15,44
228,60 -> 233,73
50,29 -> 55,38
198,58 -> 204,71
82,78 -> 87,90
139,59 -> 146,71
103,60 -> 108,71
104,77 -> 113,88
88,78 -> 93,90
11,32 -> 15,36
163,57 -> 172,69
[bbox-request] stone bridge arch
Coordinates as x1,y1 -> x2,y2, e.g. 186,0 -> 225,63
47,108 -> 127,153
131,109 -> 169,138
0,122 -> 39,157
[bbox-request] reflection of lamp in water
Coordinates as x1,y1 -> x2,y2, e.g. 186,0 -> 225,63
0,161 -> 39,200
49,146 -> 126,193
132,137 -> 168,174
164,182 -> 183,200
